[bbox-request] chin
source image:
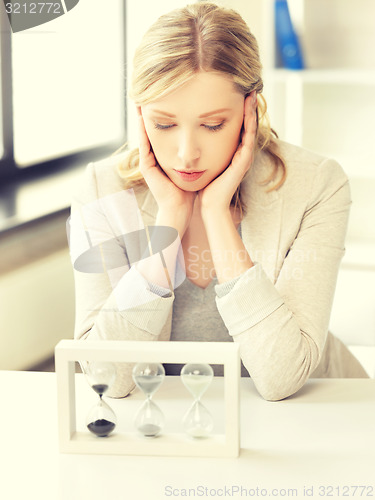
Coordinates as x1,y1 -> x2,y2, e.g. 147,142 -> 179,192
175,179 -> 209,192
181,185 -> 201,192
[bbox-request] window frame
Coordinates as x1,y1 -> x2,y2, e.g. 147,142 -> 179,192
0,1 -> 127,184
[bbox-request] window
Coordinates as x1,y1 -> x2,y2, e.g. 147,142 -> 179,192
0,31 -> 3,161
0,0 -> 126,179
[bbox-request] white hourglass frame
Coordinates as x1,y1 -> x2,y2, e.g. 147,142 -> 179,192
55,339 -> 240,458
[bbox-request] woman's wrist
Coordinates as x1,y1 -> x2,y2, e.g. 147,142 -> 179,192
201,207 -> 253,284
156,209 -> 191,239
134,211 -> 186,290
201,205 -> 231,226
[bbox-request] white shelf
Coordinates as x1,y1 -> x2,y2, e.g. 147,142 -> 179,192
257,0 -> 375,245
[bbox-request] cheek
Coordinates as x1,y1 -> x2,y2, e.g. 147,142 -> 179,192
210,126 -> 242,172
144,126 -> 173,166
143,123 -> 158,151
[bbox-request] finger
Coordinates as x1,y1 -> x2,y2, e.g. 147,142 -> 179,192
241,93 -> 257,150
138,118 -> 159,179
243,90 -> 255,118
239,94 -> 254,143
232,120 -> 256,174
245,91 -> 257,128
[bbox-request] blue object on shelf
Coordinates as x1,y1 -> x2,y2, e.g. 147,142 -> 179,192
275,0 -> 304,70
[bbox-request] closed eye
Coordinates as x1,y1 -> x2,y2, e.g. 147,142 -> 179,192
154,122 -> 175,131
153,121 -> 225,131
203,121 -> 225,132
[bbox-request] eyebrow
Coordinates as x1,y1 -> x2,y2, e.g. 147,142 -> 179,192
199,108 -> 231,118
149,108 -> 231,118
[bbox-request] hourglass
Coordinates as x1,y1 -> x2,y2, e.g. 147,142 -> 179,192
84,361 -> 117,437
180,363 -> 214,438
132,363 -> 165,437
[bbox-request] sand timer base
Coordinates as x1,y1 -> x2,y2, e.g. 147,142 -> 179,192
55,339 -> 241,457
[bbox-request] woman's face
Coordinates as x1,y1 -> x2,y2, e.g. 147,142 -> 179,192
141,71 -> 245,191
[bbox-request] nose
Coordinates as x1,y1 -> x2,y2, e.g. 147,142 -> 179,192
177,129 -> 200,166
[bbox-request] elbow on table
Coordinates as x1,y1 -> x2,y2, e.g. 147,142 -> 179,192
258,389 -> 291,402
261,390 -> 293,402
255,378 -> 306,402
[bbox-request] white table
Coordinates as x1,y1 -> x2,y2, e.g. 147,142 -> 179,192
1,371 -> 375,500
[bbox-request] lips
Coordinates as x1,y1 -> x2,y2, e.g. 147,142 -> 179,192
174,170 -> 205,182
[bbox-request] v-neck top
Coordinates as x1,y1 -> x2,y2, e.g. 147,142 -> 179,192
165,224 -> 248,376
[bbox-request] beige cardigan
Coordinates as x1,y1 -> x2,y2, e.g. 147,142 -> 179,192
69,139 -> 367,401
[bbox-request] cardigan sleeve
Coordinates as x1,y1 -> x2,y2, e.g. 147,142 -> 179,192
215,158 -> 351,401
69,162 -> 175,397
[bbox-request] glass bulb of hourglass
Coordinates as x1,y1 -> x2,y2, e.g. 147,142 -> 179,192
134,398 -> 165,437
180,363 -> 214,438
84,361 -> 117,437
86,398 -> 117,437
132,363 -> 165,437
84,361 -> 116,394
182,400 -> 213,438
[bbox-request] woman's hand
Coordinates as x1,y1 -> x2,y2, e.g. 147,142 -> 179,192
137,108 -> 196,235
198,92 -> 257,217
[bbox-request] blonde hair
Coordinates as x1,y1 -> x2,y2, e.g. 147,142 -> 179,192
116,2 -> 286,215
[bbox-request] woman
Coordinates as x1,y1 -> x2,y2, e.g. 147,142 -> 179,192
69,2 -> 367,401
